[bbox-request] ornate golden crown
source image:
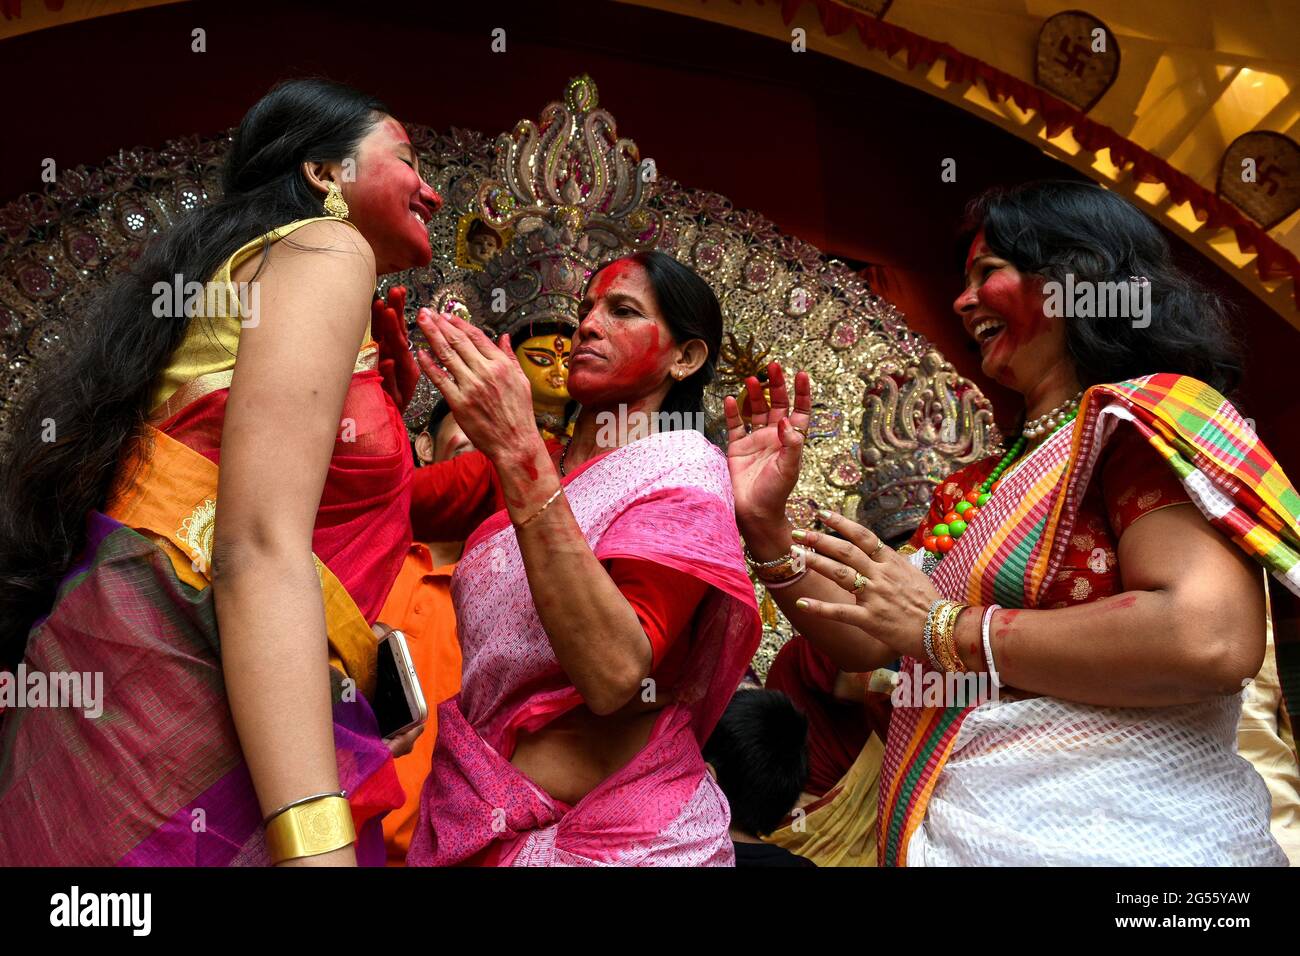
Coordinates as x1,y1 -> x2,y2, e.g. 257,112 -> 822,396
420,75 -> 656,341
858,351 -> 998,542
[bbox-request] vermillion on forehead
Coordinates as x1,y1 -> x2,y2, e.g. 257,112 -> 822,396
965,230 -> 989,276
587,258 -> 642,302
383,116 -> 412,145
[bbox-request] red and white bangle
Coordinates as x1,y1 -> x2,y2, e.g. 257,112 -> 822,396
755,544 -> 809,589
981,604 -> 1004,688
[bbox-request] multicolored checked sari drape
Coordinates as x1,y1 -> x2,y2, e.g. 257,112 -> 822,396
0,219 -> 412,865
878,373 -> 1300,866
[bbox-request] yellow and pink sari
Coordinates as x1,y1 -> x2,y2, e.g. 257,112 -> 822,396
0,218 -> 412,865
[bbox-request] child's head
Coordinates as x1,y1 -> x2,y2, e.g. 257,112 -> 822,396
703,688 -> 810,837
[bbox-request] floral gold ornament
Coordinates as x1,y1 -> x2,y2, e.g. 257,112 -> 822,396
323,182 -> 349,220
177,497 -> 217,573
858,352 -> 999,544
717,330 -> 774,390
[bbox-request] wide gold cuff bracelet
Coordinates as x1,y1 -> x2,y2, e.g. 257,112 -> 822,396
264,794 -> 356,864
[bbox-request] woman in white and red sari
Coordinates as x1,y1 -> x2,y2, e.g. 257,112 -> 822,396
405,252 -> 761,866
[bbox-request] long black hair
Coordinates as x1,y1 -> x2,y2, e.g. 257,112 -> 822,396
585,250 -> 723,426
963,180 -> 1242,396
0,78 -> 387,665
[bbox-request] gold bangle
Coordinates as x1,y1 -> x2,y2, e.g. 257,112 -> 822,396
936,602 -> 969,673
515,486 -> 563,528
750,544 -> 808,584
938,603 -> 961,672
264,794 -> 356,864
930,601 -> 955,671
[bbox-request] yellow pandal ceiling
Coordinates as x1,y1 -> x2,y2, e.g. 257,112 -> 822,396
623,0 -> 1300,327
6,0 -> 1297,321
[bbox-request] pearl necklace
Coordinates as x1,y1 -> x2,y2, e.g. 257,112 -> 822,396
1022,390 -> 1083,441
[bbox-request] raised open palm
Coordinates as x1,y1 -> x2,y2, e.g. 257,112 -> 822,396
724,362 -> 812,524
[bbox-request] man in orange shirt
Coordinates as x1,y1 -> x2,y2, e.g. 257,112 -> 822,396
381,400 -> 473,864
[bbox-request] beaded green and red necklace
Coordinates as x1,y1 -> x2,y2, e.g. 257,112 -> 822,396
921,392 -> 1082,558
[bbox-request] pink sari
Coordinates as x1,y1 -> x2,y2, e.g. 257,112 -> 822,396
407,429 -> 761,866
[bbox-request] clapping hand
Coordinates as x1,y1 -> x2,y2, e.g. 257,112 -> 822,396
724,363 -> 812,529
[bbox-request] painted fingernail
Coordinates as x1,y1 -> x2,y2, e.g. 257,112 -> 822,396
818,509 -> 834,521
795,598 -> 810,610
791,528 -> 807,541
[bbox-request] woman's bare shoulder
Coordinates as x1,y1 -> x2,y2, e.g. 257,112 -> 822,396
228,218 -> 373,285
270,218 -> 375,270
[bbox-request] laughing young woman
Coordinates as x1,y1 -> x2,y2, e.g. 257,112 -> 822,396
0,78 -> 440,866
728,181 -> 1298,866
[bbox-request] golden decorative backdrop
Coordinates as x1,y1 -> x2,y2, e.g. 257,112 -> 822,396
0,74 -> 998,677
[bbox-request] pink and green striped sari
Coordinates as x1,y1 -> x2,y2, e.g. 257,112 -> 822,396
879,373 -> 1300,866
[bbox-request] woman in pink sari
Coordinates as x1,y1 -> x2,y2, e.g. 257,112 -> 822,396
406,252 -> 762,866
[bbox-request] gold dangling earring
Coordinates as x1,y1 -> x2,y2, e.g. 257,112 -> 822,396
324,182 -> 350,219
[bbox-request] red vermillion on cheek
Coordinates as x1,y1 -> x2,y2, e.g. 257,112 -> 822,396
605,323 -> 665,390
349,119 -> 431,269
977,270 -> 1049,386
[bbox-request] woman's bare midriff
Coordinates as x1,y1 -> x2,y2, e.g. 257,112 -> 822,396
508,697 -> 671,807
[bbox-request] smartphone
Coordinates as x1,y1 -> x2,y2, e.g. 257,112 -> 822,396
374,628 -> 428,740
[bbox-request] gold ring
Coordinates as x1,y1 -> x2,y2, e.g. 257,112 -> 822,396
870,540 -> 885,559
791,424 -> 808,438
852,572 -> 868,592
